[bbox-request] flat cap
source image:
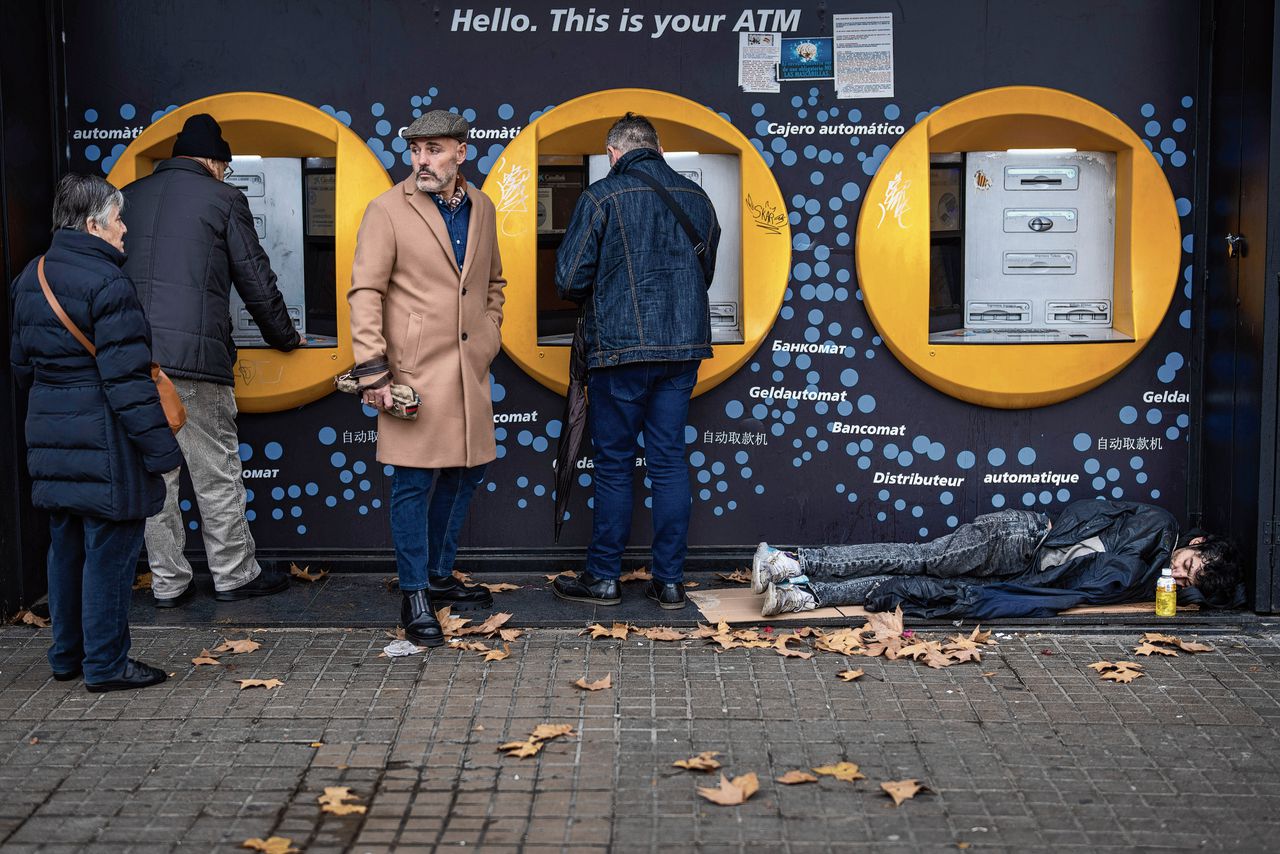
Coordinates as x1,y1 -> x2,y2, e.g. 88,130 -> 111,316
400,109 -> 469,143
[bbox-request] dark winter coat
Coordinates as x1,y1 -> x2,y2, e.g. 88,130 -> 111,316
555,148 -> 720,369
121,157 -> 299,385
10,229 -> 184,521
864,500 -> 1191,619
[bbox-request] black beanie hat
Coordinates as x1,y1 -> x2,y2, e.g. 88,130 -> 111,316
172,113 -> 232,161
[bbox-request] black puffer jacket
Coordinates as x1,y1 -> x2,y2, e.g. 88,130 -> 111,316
864,500 -> 1187,619
10,229 -> 183,520
121,158 -> 299,384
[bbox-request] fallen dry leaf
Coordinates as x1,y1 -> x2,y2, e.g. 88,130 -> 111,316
862,606 -> 904,639
132,572 -> 153,591
1142,632 -> 1214,653
775,635 -> 814,660
776,770 -> 818,784
685,581 -> 700,588
309,741 -> 323,748
451,570 -> 475,585
716,569 -> 752,584
1173,639 -> 1215,653
458,612 -> 514,637
815,628 -> 864,656
240,837 -> 299,854
483,582 -> 521,593
1089,661 -> 1145,683
543,571 -> 574,582
214,638 -> 261,655
812,762 -> 865,782
634,627 -> 687,642
837,669 -> 865,682
690,622 -> 726,639
192,650 -> 222,666
584,622 -> 630,641
498,628 -> 524,642
573,674 -> 613,691
498,739 -> 543,758
482,643 -> 511,662
1134,642 -> 1178,657
15,610 -> 50,628
982,671 -> 996,678
435,606 -> 470,637
289,562 -> 328,583
619,567 -> 653,582
881,779 -> 929,806
673,751 -> 722,772
454,641 -> 491,652
317,786 -> 367,816
28,737 -> 39,745
529,724 -> 575,741
237,678 -> 284,690
696,772 -> 759,806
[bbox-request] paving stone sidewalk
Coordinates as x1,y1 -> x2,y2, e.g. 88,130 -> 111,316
1,622 -> 1279,853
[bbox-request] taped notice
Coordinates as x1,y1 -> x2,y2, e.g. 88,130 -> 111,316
834,13 -> 894,99
739,31 -> 780,93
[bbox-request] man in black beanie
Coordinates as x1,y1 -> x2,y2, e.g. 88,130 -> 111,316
121,113 -> 301,608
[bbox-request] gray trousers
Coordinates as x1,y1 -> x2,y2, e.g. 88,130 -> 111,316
145,379 -> 262,598
799,510 -> 1050,606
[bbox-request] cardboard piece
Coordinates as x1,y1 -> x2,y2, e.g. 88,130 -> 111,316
688,587 -> 866,623
689,587 -> 1199,623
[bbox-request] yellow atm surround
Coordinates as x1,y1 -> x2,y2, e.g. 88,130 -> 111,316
480,88 -> 791,397
107,92 -> 392,413
855,86 -> 1181,409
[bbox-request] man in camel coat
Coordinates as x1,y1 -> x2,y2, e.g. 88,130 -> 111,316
348,110 -> 506,646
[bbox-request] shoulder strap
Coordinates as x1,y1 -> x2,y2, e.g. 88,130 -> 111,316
37,256 -> 97,356
626,169 -> 714,286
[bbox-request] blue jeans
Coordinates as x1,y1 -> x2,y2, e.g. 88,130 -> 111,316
46,513 -> 145,681
390,464 -> 488,591
585,360 -> 699,582
801,510 -> 1050,606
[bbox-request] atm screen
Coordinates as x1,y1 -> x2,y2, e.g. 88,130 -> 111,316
226,155 -> 338,348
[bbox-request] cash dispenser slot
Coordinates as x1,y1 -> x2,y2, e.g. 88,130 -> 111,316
1003,251 -> 1076,275
227,155 -> 337,349
1047,301 -> 1111,324
966,302 -> 1030,325
1003,209 -> 1077,233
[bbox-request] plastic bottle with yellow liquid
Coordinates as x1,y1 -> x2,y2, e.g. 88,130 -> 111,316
1155,567 -> 1177,617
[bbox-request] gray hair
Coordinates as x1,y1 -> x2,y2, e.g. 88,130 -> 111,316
52,173 -> 124,232
605,112 -> 660,154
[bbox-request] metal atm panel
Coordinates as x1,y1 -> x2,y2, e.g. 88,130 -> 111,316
227,155 -> 305,345
589,153 -> 743,345
959,151 -> 1122,342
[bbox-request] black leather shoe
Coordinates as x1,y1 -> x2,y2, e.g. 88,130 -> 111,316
553,571 -> 621,606
214,565 -> 290,601
153,584 -> 195,609
401,589 -> 446,647
52,667 -> 82,682
428,574 -> 494,610
85,659 -> 167,693
646,579 -> 687,610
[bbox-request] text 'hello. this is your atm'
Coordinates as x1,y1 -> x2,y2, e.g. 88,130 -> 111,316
927,149 -> 1132,345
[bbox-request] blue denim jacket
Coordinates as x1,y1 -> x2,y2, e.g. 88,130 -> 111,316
555,148 -> 720,369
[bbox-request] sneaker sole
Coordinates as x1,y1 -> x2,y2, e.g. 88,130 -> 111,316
552,586 -> 621,606
761,584 -> 781,617
751,543 -> 770,594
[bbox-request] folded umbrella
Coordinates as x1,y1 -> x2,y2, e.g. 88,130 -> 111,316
553,311 -> 589,543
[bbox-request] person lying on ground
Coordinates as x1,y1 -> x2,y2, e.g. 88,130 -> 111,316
751,500 -> 1244,619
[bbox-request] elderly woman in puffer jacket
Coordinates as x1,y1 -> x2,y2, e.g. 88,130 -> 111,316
9,174 -> 183,692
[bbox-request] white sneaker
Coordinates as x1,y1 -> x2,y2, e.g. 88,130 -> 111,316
761,582 -> 818,617
752,542 -> 802,593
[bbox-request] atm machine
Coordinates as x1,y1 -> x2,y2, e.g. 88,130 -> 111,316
533,152 -> 744,346
225,155 -> 339,348
928,150 -> 1131,344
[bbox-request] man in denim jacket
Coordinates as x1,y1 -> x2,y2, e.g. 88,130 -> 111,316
552,113 -> 721,610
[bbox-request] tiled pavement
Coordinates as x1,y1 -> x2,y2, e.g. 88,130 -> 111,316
2,609 -> 1279,851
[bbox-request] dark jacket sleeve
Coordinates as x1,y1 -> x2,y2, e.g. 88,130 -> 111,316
555,193 -> 606,303
9,278 -> 32,389
91,274 -> 183,474
226,191 -> 301,352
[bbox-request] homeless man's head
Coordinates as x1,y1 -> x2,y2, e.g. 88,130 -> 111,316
1169,534 -> 1243,607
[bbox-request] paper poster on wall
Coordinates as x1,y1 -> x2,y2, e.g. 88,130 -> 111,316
834,12 -> 894,99
738,31 -> 781,93
777,37 -> 834,81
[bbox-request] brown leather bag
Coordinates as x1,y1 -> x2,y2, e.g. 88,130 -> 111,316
37,256 -> 187,433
